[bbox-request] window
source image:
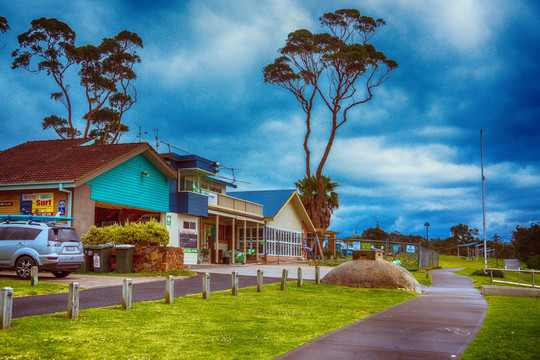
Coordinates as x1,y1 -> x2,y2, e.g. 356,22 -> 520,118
48,228 -> 80,243
0,227 -> 41,241
183,221 -> 196,230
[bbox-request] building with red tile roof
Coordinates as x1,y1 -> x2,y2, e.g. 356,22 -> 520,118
0,139 -> 176,235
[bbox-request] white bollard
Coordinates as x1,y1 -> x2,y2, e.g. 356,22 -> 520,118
297,267 -> 303,287
30,266 -> 38,286
122,278 -> 132,310
257,269 -> 264,292
202,273 -> 210,300
232,271 -> 239,296
165,275 -> 174,304
281,269 -> 288,291
1,287 -> 14,329
67,282 -> 79,319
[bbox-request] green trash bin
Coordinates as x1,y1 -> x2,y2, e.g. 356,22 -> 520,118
88,244 -> 113,273
115,244 -> 135,273
76,245 -> 92,273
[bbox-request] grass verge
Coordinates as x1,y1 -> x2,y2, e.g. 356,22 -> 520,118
0,282 -> 415,359
0,280 -> 69,297
461,296 -> 540,360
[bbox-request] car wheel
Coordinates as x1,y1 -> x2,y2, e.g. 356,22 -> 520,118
51,271 -> 71,278
15,256 -> 36,280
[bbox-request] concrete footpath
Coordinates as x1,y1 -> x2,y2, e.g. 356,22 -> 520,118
277,268 -> 487,360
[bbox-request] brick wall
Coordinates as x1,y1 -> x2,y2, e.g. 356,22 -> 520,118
0,190 -> 69,216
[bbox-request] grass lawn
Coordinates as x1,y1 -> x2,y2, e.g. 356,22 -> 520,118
0,280 -> 69,297
439,255 -> 536,289
0,282 -> 416,359
461,296 -> 540,360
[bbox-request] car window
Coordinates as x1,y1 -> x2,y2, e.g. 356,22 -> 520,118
24,228 -> 43,240
0,226 -> 42,240
2,227 -> 27,240
48,228 -> 80,243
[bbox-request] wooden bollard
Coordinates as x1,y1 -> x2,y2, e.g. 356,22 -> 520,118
67,282 -> 79,319
315,266 -> 321,284
122,278 -> 132,310
1,287 -> 13,329
30,266 -> 38,286
232,271 -> 239,295
297,267 -> 303,287
165,275 -> 174,304
281,269 -> 288,291
257,269 -> 263,292
202,273 -> 210,300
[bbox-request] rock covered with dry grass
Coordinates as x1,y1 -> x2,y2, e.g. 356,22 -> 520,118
321,260 -> 420,292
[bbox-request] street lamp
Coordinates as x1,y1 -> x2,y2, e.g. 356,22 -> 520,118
424,222 -> 431,269
424,222 -> 430,249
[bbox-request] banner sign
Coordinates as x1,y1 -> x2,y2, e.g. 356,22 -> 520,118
20,193 -> 54,215
353,242 -> 361,250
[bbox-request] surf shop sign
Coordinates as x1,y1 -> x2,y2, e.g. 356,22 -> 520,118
20,193 -> 54,215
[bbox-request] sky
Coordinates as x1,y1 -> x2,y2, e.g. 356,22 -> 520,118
1,0 -> 539,241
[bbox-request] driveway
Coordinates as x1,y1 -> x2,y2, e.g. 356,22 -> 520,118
189,262 -> 333,280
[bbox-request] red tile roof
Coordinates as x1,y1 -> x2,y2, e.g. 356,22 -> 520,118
0,139 -> 152,184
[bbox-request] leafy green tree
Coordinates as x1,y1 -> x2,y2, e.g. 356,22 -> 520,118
12,18 -> 142,143
12,18 -> 78,139
0,16 -> 9,33
264,9 -> 397,229
295,174 -> 339,229
511,223 -> 540,262
361,226 -> 389,240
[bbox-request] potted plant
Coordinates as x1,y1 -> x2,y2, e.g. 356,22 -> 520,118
199,247 -> 210,264
222,249 -> 232,264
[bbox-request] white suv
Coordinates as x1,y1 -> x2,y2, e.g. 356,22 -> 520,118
0,220 -> 84,280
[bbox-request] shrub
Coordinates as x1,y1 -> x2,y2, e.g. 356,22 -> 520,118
471,269 -> 504,278
323,249 -> 343,259
81,219 -> 169,246
526,255 -> 540,270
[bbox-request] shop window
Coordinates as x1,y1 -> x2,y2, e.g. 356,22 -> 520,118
183,221 -> 196,230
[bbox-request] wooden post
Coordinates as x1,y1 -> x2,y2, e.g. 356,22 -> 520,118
232,271 -> 239,295
232,217 -> 235,264
315,266 -> 321,284
490,270 -> 493,285
30,266 -> 38,286
67,282 -> 79,319
297,267 -> 303,287
256,223 -> 260,261
532,270 -> 535,289
257,269 -> 263,292
281,269 -> 288,291
1,287 -> 13,329
165,275 -> 174,304
202,273 -> 210,300
215,216 -> 220,264
122,278 -> 132,310
243,219 -> 247,265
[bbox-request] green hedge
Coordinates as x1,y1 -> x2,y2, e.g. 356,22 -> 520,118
81,219 -> 169,246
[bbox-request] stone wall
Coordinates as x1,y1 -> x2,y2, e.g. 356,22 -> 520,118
132,245 -> 184,273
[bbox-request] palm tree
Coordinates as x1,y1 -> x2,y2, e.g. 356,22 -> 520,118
295,174 -> 340,229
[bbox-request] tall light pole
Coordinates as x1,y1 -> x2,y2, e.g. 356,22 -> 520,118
424,222 -> 431,268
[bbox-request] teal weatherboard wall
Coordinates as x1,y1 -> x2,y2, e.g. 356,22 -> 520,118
86,154 -> 170,212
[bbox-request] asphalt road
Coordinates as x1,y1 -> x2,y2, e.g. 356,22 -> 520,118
11,273 -> 280,319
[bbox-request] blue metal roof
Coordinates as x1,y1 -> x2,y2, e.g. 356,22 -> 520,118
228,189 -> 295,218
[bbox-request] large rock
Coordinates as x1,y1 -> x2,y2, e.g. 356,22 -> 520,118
321,259 -> 420,292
